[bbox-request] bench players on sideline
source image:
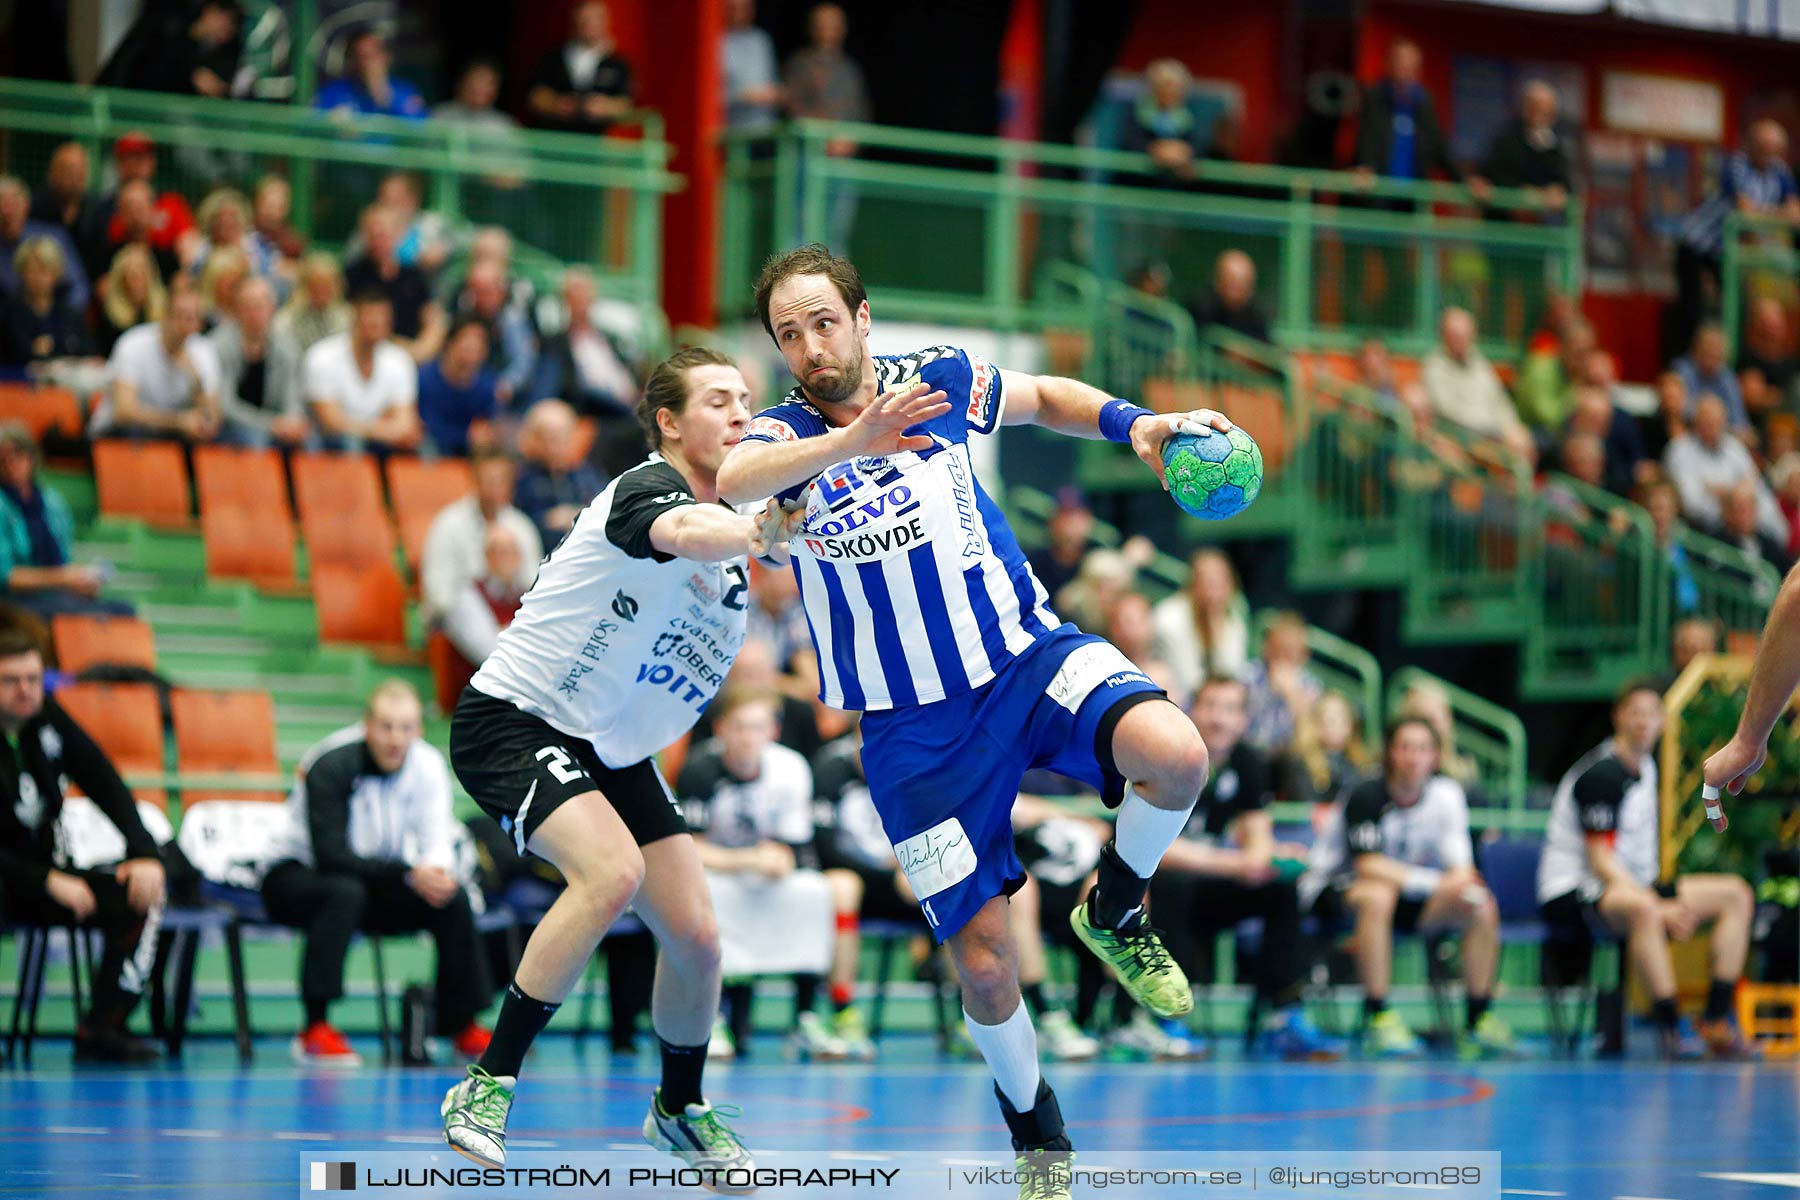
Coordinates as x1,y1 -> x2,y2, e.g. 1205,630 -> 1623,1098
1538,679 -> 1756,1059
1301,716 -> 1517,1059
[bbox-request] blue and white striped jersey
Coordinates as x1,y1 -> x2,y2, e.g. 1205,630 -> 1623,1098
740,345 -> 1062,710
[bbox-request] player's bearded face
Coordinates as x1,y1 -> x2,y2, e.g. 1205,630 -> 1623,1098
803,343 -> 864,404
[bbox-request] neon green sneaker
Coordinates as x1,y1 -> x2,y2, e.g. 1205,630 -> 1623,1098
1459,1011 -> 1518,1060
441,1064 -> 514,1166
1014,1149 -> 1074,1200
1364,1009 -> 1424,1059
643,1087 -> 756,1195
832,1005 -> 877,1061
1069,900 -> 1193,1018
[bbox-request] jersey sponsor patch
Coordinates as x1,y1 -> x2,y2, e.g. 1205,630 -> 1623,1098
967,354 -> 1000,429
894,816 -> 978,900
745,414 -> 800,443
1045,641 -> 1150,715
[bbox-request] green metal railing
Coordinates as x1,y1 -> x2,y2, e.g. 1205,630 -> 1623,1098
1667,526 -> 1782,635
0,79 -> 680,312
1251,609 -> 1382,744
1720,210 -> 1799,352
1386,667 -> 1531,817
719,119 -> 1581,357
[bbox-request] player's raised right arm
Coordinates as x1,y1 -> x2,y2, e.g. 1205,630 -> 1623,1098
1704,559 -> 1800,796
716,382 -> 949,504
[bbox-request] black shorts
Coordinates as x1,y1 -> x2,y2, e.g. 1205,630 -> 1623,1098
1314,879 -> 1427,935
1540,884 -> 1610,943
450,686 -> 689,856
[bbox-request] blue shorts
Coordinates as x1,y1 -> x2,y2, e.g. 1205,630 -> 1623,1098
859,626 -> 1167,942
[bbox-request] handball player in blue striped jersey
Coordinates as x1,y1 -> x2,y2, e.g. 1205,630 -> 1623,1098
718,244 -> 1229,1199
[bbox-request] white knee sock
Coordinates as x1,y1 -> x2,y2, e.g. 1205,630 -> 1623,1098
1112,783 -> 1195,877
964,1000 -> 1041,1111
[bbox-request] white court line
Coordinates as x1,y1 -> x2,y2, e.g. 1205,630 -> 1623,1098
273,1131 -> 332,1141
828,1152 -> 893,1162
383,1135 -> 445,1144
44,1126 -> 106,1135
1502,1191 -> 1566,1197
511,1140 -> 557,1148
1701,1175 -> 1800,1190
162,1128 -> 223,1138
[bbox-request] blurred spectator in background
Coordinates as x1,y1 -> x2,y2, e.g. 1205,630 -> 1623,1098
1474,80 -> 1572,215
1665,394 -> 1784,542
344,206 -> 444,362
1353,338 -> 1403,406
252,175 -> 306,267
1639,370 -> 1690,463
1668,616 -> 1721,684
453,260 -> 535,402
1106,590 -> 1158,672
421,451 -> 540,631
1396,678 -> 1479,789
31,144 -> 107,285
1,238 -> 92,372
1352,40 -> 1459,190
100,0 -> 242,98
1242,612 -> 1322,757
1739,297 -> 1798,406
1122,59 -> 1205,189
100,134 -> 194,261
1516,315 -> 1596,432
315,27 -> 425,121
1566,383 -> 1648,496
698,636 -> 823,760
529,1 -> 634,134
1026,487 -> 1099,602
418,318 -> 501,457
1186,250 -> 1271,345
1640,478 -> 1703,619
209,275 -> 308,450
786,4 -> 871,148
1675,119 -> 1800,352
1053,547 -> 1136,635
1673,322 -> 1751,432
192,188 -> 275,282
365,174 -> 450,279
91,283 -> 220,442
0,424 -> 129,617
724,0 -> 783,134
515,398 -> 604,548
275,252 -> 351,355
1284,690 -> 1373,820
531,267 -> 639,417
0,177 -> 90,313
96,245 -> 167,357
97,181 -> 181,285
746,561 -> 815,692
1152,547 -> 1249,699
1548,430 -> 1608,516
433,59 -> 520,135
1423,307 -> 1531,458
441,523 -> 527,682
1771,452 -> 1800,559
302,291 -> 421,454
1718,479 -> 1793,572
196,245 -> 250,330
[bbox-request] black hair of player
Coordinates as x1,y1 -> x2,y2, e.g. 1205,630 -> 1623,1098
638,345 -> 739,450
1382,714 -> 1441,766
348,287 -> 392,310
752,242 -> 867,341
1613,675 -> 1664,711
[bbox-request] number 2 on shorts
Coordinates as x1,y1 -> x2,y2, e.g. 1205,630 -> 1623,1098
536,746 -> 585,785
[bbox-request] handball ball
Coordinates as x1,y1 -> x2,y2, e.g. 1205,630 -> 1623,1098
1162,426 -> 1264,520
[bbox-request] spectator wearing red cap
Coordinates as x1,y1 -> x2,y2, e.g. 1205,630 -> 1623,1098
100,134 -> 194,259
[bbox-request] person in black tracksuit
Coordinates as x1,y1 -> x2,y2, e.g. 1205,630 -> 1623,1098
0,629 -> 166,1062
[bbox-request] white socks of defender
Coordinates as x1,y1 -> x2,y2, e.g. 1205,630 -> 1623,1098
963,1000 -> 1040,1111
1112,783 -> 1196,877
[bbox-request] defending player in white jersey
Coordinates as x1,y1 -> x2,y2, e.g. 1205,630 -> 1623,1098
718,244 -> 1222,1198
439,347 -> 799,1193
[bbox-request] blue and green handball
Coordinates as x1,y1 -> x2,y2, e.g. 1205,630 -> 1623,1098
1161,425 -> 1263,520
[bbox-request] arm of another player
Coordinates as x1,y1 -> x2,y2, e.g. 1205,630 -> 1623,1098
998,370 -> 1232,490
1703,559 -> 1800,800
649,504 -> 771,564
715,382 -> 950,504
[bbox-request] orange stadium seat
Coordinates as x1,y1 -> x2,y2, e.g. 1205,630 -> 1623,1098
203,504 -> 297,588
291,451 -> 384,521
386,457 -> 474,525
0,384 -> 84,441
93,439 -> 191,525
313,561 -> 407,647
194,445 -> 290,517
301,506 -> 397,569
397,508 -> 437,577
170,687 -> 282,805
54,682 -> 165,775
52,613 -> 157,674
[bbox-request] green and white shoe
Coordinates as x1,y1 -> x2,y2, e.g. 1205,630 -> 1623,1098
441,1064 -> 514,1167
832,1005 -> 877,1061
1459,1011 -> 1519,1060
643,1088 -> 757,1195
1364,1009 -> 1424,1059
1014,1149 -> 1074,1200
1069,899 -> 1193,1018
707,1015 -> 736,1061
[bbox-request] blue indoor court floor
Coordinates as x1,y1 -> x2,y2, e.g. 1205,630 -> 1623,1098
1,1036 -> 1796,1199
